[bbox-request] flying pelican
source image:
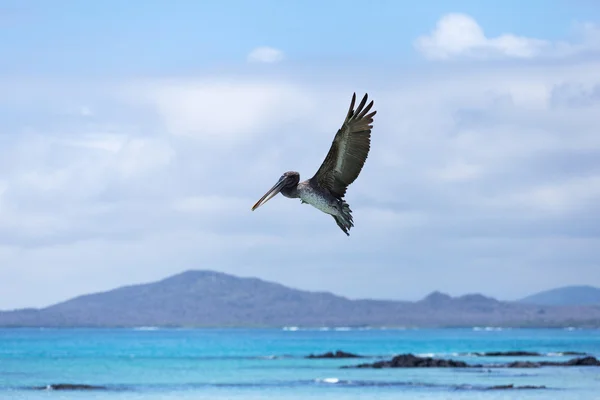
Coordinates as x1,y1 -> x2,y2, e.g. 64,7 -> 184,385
251,92 -> 376,236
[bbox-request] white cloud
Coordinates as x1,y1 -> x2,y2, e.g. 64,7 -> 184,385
429,160 -> 483,182
415,13 -> 600,60
2,56 -> 600,308
114,137 -> 174,179
488,175 -> 600,215
247,46 -> 284,63
127,80 -> 313,144
62,133 -> 126,153
172,195 -> 251,215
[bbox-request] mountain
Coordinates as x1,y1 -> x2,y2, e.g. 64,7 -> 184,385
1,270 -> 600,328
519,285 -> 600,306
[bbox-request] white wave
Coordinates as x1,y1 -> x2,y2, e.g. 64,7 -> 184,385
545,352 -> 583,357
258,355 -> 278,360
316,377 -> 340,384
423,352 -> 479,357
282,326 -> 299,331
134,326 -> 159,331
282,325 -> 409,331
473,326 -> 503,331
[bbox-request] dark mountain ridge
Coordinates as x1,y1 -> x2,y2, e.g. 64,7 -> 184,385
1,270 -> 599,328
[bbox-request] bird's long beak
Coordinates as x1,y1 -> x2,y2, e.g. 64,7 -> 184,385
251,177 -> 286,211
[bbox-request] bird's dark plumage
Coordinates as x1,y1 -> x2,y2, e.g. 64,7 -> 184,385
311,93 -> 376,199
251,93 -> 376,236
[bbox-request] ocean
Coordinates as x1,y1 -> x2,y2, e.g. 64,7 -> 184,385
1,327 -> 599,399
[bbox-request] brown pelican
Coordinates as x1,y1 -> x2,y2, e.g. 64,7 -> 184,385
251,93 -> 376,235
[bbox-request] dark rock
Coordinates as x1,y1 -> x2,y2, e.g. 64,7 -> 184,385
488,384 -> 546,390
306,350 -> 362,359
489,384 -> 514,390
561,351 -> 587,356
504,356 -> 600,368
32,383 -> 107,391
348,353 -> 469,368
569,356 -> 599,366
478,351 -> 541,357
543,356 -> 600,367
345,353 -> 600,370
506,361 -> 541,368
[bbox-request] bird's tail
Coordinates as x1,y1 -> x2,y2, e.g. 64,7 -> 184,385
333,200 -> 354,236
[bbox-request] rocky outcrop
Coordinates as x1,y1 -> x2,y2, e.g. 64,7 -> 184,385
306,350 -> 362,359
505,356 -> 600,368
476,351 -> 540,356
474,350 -> 587,357
487,384 -> 546,390
343,353 -> 600,369
32,383 -> 107,391
348,353 -> 468,368
505,361 -> 539,368
543,356 -> 600,367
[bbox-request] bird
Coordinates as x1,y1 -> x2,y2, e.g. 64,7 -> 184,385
251,92 -> 376,236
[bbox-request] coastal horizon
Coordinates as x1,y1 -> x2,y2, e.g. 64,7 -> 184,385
3,0 -> 600,398
1,270 -> 599,329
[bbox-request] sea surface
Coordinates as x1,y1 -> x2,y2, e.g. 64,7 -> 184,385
1,327 -> 599,399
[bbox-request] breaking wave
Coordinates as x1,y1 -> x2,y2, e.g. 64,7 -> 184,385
472,327 -> 506,331
281,326 -> 408,331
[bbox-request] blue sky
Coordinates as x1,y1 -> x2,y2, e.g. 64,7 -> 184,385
3,0 -> 600,75
1,1 -> 600,309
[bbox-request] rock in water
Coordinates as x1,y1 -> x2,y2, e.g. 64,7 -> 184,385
32,383 -> 107,391
306,350 -> 362,359
487,384 -> 547,390
478,351 -> 541,357
506,361 -> 540,368
505,356 -> 600,368
349,353 -> 469,368
343,354 -> 600,369
550,356 -> 600,366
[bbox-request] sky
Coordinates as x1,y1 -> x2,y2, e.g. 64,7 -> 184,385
1,0 -> 600,309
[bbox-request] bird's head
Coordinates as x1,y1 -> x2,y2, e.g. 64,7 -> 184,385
251,171 -> 300,211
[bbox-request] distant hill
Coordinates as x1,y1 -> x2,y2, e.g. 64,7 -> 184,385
1,270 -> 600,328
519,285 -> 600,306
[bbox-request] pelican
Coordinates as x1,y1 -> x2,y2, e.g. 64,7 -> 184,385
251,92 -> 376,236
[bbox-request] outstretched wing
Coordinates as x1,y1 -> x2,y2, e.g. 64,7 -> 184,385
310,93 -> 376,198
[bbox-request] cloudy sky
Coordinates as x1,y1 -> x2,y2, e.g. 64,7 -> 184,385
1,0 -> 600,310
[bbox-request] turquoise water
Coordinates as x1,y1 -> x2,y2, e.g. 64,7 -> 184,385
1,328 -> 600,399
